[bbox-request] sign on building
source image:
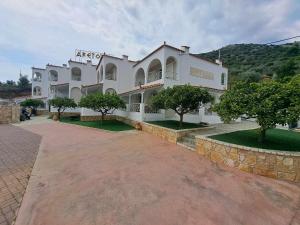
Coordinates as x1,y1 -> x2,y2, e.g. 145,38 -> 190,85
75,50 -> 102,60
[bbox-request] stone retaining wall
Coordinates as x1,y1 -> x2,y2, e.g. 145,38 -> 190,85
0,105 -> 20,124
50,112 -> 80,118
81,115 -> 116,121
196,136 -> 300,182
36,109 -> 49,116
79,115 -> 212,143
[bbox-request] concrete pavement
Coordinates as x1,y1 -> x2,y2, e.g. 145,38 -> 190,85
15,121 -> 300,225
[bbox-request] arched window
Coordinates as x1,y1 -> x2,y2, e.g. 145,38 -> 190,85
221,73 -> 225,85
166,57 -> 177,80
33,86 -> 42,96
33,72 -> 42,82
105,63 -> 117,80
147,59 -> 162,83
71,67 -> 81,81
135,68 -> 145,86
49,70 -> 58,81
105,88 -> 117,94
70,87 -> 82,103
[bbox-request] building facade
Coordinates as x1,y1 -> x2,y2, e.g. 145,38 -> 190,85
32,43 -> 228,124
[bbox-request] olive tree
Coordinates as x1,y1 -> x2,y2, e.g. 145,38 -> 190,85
151,85 -> 213,128
21,99 -> 44,109
49,97 -> 77,120
79,93 -> 125,121
213,80 -> 300,142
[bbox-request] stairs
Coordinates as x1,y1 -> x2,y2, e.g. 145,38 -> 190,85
177,133 -> 197,151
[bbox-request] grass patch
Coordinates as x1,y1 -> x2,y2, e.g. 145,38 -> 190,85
209,128 -> 300,152
60,117 -> 134,131
148,120 -> 205,130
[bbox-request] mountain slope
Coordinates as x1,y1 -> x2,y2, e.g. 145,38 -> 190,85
199,42 -> 300,82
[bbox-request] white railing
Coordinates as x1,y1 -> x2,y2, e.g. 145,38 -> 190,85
130,103 -> 140,112
144,104 -> 159,114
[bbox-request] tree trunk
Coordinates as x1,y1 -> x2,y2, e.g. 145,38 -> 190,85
258,128 -> 266,143
179,114 -> 183,129
100,113 -> 105,127
57,109 -> 61,121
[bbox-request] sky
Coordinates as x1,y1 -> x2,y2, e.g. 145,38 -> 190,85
0,0 -> 300,82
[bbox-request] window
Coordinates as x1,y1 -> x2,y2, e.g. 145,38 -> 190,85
49,70 -> 58,81
71,67 -> 81,81
221,73 -> 225,85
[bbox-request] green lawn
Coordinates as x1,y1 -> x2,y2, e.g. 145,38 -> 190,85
148,120 -> 204,130
60,117 -> 134,131
209,128 -> 300,152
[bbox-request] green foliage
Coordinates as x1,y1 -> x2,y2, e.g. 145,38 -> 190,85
151,85 -> 213,128
213,80 -> 300,142
17,75 -> 30,88
210,129 -> 300,152
199,42 -> 300,86
79,93 -> 125,120
275,59 -> 297,81
49,97 -> 77,119
20,99 -> 44,108
148,120 -> 204,130
60,117 -> 134,131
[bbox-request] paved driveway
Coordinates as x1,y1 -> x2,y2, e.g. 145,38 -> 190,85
0,125 -> 41,225
15,122 -> 300,225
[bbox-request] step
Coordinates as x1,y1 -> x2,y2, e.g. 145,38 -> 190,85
177,141 -> 196,151
179,136 -> 195,145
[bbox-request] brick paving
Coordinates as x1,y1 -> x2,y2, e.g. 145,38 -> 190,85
0,125 -> 41,225
15,122 -> 300,225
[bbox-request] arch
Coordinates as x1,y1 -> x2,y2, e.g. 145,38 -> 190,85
147,59 -> 162,83
71,67 -> 81,81
165,56 -> 177,80
49,70 -> 58,81
33,86 -> 42,96
33,72 -> 42,82
70,87 -> 82,103
105,88 -> 117,94
135,68 -> 145,86
105,63 -> 117,80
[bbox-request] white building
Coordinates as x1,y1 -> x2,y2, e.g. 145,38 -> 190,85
32,43 -> 228,124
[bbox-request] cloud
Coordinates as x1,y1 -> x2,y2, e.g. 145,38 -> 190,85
0,0 -> 299,81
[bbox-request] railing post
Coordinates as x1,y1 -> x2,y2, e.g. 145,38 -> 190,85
140,103 -> 145,121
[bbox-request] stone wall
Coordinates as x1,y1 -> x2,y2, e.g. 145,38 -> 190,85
196,136 -> 300,182
50,112 -> 80,118
0,105 -> 20,124
36,109 -> 49,116
81,115 -> 116,121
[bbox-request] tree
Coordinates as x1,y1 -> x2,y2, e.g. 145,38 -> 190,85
213,80 -> 300,142
17,75 -> 30,88
21,99 -> 44,108
49,97 -> 77,120
151,85 -> 213,128
79,93 -> 125,121
275,59 -> 297,81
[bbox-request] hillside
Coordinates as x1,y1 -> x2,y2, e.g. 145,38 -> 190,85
199,42 -> 300,83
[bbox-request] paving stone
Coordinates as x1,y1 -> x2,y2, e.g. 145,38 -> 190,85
0,124 -> 41,225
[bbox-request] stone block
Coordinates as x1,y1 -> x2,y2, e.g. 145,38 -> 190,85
244,153 -> 256,166
253,168 -> 277,179
238,164 -> 252,173
277,172 -> 296,182
210,151 -> 224,164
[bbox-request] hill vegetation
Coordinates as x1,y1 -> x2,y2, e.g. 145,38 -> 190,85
199,42 -> 300,85
0,75 -> 31,99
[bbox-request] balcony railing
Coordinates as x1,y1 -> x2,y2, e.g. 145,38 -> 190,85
147,71 -> 162,83
130,103 -> 140,112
